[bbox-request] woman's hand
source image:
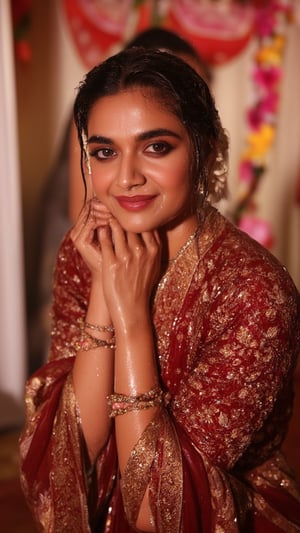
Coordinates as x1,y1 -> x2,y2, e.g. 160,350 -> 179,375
70,198 -> 111,281
99,217 -> 161,331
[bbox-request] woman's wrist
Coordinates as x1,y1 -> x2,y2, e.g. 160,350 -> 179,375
113,307 -> 152,338
88,278 -> 111,325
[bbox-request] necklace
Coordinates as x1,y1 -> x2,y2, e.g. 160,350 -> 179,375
167,226 -> 200,264
157,226 -> 199,292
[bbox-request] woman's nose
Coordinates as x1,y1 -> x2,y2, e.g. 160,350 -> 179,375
116,155 -> 146,189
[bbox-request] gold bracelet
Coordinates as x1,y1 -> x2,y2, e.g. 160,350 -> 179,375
107,387 -> 170,417
74,330 -> 115,352
82,319 -> 114,334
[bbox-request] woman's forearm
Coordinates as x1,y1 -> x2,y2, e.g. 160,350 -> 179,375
72,281 -> 114,462
112,312 -> 160,532
113,312 -> 160,472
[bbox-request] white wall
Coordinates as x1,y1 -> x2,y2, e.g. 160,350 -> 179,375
0,0 -> 26,428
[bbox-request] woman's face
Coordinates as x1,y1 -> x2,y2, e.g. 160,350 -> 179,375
86,88 -> 194,233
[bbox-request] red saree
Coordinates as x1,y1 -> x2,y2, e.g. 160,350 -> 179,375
20,205 -> 300,532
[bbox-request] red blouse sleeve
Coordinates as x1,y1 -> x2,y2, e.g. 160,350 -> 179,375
48,231 -> 91,361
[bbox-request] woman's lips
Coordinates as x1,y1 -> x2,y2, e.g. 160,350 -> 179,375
115,195 -> 157,211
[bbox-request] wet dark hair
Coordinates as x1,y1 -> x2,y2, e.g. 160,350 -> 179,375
73,47 -> 228,209
125,27 -> 212,84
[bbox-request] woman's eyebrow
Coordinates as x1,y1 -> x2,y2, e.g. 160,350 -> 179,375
87,135 -> 113,144
87,129 -> 181,145
138,128 -> 182,141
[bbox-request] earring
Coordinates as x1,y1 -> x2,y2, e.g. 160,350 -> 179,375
210,153 -> 228,201
86,154 -> 92,175
82,131 -> 92,175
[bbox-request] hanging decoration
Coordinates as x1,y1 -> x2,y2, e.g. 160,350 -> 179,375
11,0 -> 33,62
231,0 -> 293,248
62,0 -> 140,68
165,0 -> 255,65
62,0 -> 257,68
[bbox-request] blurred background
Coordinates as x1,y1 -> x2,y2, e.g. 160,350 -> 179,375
0,0 -> 299,530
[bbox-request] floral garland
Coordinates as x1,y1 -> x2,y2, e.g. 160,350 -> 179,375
232,0 -> 293,248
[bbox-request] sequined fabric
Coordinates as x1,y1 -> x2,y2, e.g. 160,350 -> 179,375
20,205 -> 300,532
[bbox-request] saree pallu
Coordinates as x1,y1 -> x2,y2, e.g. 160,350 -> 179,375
20,206 -> 300,532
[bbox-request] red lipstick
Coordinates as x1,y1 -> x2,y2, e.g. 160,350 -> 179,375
115,195 -> 157,211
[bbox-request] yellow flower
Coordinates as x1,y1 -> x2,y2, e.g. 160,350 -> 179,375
243,124 -> 275,160
256,35 -> 285,66
256,45 -> 281,65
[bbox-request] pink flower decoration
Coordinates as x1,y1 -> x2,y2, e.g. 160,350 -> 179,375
254,6 -> 276,37
234,0 -> 290,236
247,92 -> 279,129
239,160 -> 253,183
247,106 -> 264,130
252,65 -> 281,89
239,215 -> 274,249
260,92 -> 279,114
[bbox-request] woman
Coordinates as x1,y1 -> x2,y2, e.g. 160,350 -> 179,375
32,28 -> 211,368
20,48 -> 300,532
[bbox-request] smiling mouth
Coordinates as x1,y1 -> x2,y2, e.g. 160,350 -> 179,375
115,195 -> 157,211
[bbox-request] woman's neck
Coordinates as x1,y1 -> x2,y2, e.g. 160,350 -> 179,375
161,214 -> 199,263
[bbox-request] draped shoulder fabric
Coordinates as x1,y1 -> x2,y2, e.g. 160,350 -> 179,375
20,205 -> 300,532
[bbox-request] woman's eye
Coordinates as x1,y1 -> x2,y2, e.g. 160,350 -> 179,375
90,147 -> 116,160
146,142 -> 172,155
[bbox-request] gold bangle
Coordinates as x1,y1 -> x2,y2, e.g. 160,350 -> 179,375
81,319 -> 114,334
107,387 -> 170,417
74,330 -> 115,352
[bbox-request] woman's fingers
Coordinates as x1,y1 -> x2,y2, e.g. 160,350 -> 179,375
97,224 -> 115,262
107,217 -> 128,256
70,200 -> 114,277
139,230 -> 161,254
70,201 -> 94,242
100,218 -> 161,265
100,218 -> 161,289
71,200 -> 111,242
91,197 -> 111,215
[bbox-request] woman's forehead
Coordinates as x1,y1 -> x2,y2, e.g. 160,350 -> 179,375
87,88 -> 189,141
88,88 -> 179,123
